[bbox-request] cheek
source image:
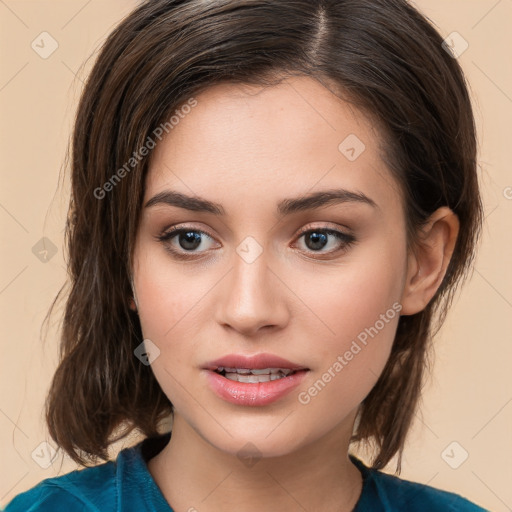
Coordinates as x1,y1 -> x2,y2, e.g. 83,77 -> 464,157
132,248 -> 210,407
293,233 -> 407,395
133,247 -> 208,342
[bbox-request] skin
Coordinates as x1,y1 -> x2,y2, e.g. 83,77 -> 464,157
131,76 -> 459,512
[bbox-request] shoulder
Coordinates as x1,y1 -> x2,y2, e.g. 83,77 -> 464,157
2,459 -> 117,512
351,456 -> 490,512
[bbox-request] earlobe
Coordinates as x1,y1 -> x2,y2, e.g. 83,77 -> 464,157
400,207 -> 459,316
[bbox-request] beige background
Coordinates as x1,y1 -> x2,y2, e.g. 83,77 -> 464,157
1,1 -> 511,510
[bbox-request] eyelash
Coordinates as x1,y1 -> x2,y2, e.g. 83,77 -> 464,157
155,225 -> 356,260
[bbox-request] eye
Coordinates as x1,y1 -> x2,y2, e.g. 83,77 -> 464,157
294,227 -> 356,256
156,226 -> 218,259
156,224 -> 356,260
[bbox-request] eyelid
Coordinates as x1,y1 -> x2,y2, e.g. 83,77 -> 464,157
157,221 -> 353,242
294,221 -> 354,238
159,223 -> 214,237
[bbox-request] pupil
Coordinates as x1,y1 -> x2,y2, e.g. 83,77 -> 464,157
306,232 -> 327,250
179,231 -> 201,250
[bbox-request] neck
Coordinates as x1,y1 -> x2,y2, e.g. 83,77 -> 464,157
147,412 -> 363,512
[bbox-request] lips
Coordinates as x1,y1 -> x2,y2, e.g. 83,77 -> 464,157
202,353 -> 310,406
203,352 -> 309,372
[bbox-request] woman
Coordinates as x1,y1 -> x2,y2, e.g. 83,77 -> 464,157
4,0 -> 489,510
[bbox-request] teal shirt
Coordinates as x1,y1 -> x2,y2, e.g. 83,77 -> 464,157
3,433 -> 490,511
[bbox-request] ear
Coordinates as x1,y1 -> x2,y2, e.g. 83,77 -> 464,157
400,207 -> 460,316
129,297 -> 138,311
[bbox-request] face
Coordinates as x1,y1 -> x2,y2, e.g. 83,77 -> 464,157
132,76 -> 409,458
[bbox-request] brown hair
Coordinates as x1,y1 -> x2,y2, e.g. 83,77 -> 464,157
45,0 -> 483,472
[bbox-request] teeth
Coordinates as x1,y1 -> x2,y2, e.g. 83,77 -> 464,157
216,367 -> 294,376
223,372 -> 290,383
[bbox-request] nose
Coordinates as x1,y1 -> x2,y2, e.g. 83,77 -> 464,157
215,246 -> 290,337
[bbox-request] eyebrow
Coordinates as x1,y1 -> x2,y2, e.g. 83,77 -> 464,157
144,188 -> 378,215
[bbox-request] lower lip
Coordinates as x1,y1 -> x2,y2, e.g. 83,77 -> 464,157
204,369 -> 309,406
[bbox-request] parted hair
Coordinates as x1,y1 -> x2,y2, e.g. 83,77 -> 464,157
44,0 -> 483,472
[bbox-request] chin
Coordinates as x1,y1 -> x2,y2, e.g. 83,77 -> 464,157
190,414 -> 317,461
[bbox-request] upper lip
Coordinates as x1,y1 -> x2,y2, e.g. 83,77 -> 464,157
203,353 -> 309,371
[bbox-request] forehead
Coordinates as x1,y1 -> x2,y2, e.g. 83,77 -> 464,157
145,76 -> 401,213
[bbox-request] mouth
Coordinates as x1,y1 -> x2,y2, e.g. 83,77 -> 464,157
202,353 -> 310,406
213,367 -> 300,383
